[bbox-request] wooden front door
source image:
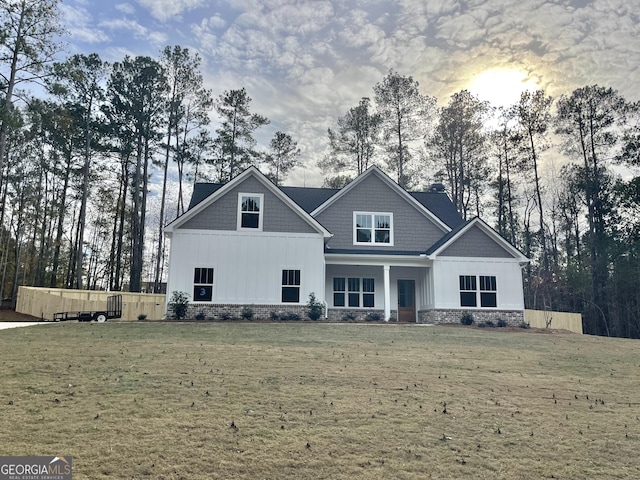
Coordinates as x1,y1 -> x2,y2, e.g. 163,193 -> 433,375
397,279 -> 416,323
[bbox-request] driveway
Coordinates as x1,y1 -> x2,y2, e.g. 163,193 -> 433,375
0,322 -> 53,330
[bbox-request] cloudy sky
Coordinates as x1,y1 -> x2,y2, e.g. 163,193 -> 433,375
60,0 -> 640,186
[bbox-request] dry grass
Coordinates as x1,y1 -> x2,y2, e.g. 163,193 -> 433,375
0,322 -> 639,479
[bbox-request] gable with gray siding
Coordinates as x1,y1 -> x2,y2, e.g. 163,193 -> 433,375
315,173 -> 448,252
440,225 -> 514,258
179,175 -> 317,234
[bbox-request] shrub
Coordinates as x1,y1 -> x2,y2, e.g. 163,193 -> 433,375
496,318 -> 507,328
306,293 -> 324,320
342,312 -> 356,322
460,312 -> 474,326
241,306 -> 254,321
137,313 -> 147,321
365,312 -> 382,322
519,321 -> 531,329
168,291 -> 189,320
283,312 -> 300,321
485,320 -> 495,327
269,311 -> 281,321
219,311 -> 231,321
195,312 -> 206,321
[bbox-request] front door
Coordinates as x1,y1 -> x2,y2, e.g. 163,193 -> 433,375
397,279 -> 416,323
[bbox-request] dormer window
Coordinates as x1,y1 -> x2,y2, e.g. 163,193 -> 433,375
238,193 -> 263,230
354,212 -> 393,245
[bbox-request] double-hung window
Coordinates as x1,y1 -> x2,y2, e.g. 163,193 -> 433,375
333,277 -> 375,308
193,267 -> 214,302
238,193 -> 263,230
459,275 -> 477,307
459,275 -> 498,308
282,269 -> 301,303
333,277 -> 346,307
354,212 -> 393,245
479,275 -> 497,307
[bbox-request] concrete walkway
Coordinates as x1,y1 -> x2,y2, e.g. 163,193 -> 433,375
0,322 -> 53,330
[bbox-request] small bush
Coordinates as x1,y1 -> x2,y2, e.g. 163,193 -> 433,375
195,312 -> 206,321
306,293 -> 324,320
168,291 -> 189,320
219,311 -> 231,321
241,306 -> 254,321
269,311 -> 281,321
519,322 -> 531,329
388,316 -> 397,323
485,320 -> 495,327
365,312 -> 382,322
496,318 -> 507,328
137,313 -> 147,321
283,312 -> 300,321
342,312 -> 356,322
460,312 -> 474,326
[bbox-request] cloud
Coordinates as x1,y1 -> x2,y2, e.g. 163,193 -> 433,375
60,4 -> 110,44
137,0 -> 206,22
116,3 -> 137,15
99,17 -> 168,47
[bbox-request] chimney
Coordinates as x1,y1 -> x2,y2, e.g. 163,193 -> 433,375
429,183 -> 445,192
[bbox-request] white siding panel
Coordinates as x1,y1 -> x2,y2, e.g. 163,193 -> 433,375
166,230 -> 325,305
432,257 -> 525,310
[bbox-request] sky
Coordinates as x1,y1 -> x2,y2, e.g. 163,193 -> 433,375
59,0 -> 640,187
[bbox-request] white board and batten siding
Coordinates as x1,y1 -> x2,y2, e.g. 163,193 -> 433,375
432,257 -> 525,311
165,229 -> 326,305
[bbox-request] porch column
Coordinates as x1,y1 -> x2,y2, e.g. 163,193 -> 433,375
383,264 -> 391,321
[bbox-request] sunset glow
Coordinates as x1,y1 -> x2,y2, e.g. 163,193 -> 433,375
468,69 -> 540,108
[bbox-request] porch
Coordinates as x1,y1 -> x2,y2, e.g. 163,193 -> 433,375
324,253 -> 432,322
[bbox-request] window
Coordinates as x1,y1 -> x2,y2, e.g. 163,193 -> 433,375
459,275 -> 498,308
333,277 -> 345,307
459,275 -> 477,307
348,278 -> 360,307
480,275 -> 497,307
334,277 -> 375,308
354,212 -> 393,245
193,267 -> 214,302
238,193 -> 263,230
362,278 -> 375,307
282,269 -> 300,303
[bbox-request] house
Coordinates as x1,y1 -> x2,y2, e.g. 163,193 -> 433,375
164,166 -> 529,324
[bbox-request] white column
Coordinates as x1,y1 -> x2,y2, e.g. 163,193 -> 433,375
383,265 -> 391,321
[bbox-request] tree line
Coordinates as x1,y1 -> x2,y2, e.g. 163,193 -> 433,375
323,71 -> 640,339
2,0 -> 640,338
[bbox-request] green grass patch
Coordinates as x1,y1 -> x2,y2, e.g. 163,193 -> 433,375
0,323 -> 639,479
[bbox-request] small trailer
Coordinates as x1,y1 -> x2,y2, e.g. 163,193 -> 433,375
52,294 -> 122,322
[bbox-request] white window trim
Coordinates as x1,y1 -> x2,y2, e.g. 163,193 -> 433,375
353,212 -> 394,246
281,268 -> 302,304
193,266 -> 215,303
237,193 -> 264,231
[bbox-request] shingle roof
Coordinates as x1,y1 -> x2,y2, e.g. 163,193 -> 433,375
187,182 -> 464,230
187,183 -> 225,210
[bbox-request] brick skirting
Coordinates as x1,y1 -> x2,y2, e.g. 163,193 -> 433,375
184,303 -> 309,320
174,304 -> 524,326
418,309 -> 524,326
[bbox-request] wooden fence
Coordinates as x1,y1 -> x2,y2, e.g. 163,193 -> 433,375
524,309 -> 583,334
16,286 -> 166,321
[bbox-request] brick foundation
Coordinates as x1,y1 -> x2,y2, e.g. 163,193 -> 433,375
183,304 -> 309,320
172,304 -> 524,326
418,309 -> 524,326
326,308 -> 397,322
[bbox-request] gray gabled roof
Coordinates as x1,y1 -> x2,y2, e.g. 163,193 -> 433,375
187,182 -> 463,229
